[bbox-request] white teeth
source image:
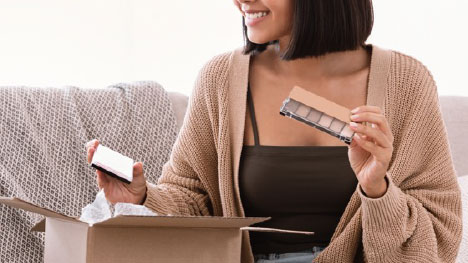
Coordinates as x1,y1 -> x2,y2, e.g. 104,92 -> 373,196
245,11 -> 268,19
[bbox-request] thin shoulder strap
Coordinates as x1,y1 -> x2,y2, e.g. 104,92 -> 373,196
246,83 -> 260,146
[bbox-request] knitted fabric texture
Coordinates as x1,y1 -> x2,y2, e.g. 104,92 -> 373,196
143,44 -> 462,263
0,81 -> 178,263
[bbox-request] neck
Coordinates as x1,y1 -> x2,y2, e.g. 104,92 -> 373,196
268,39 -> 370,80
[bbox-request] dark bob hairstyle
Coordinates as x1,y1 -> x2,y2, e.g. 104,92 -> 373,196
242,0 -> 374,60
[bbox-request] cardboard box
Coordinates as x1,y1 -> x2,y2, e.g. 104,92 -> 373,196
0,197 -> 271,263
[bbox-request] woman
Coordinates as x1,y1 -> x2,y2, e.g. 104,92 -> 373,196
86,0 -> 462,262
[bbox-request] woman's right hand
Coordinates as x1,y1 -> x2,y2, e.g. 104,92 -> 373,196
86,139 -> 148,205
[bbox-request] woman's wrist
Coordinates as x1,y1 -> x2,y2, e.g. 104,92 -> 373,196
138,186 -> 148,205
361,177 -> 388,198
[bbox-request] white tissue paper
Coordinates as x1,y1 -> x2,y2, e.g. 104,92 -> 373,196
114,202 -> 157,217
79,189 -> 157,226
79,189 -> 112,225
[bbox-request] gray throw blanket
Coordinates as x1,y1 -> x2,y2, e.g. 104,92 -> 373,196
0,81 -> 178,262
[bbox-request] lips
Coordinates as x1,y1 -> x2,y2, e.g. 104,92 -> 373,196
244,11 -> 269,27
242,9 -> 269,13
244,11 -> 269,19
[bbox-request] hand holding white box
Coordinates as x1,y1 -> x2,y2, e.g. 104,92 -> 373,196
90,144 -> 133,184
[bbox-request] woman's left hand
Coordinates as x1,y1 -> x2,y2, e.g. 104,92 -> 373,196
347,105 -> 394,198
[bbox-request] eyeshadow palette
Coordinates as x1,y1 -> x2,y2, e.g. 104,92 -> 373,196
279,86 -> 356,145
91,144 -> 134,184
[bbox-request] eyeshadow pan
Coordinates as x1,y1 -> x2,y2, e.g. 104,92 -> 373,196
284,99 -> 300,112
296,104 -> 311,118
318,114 -> 333,127
341,125 -> 354,138
329,119 -> 346,133
305,108 -> 321,122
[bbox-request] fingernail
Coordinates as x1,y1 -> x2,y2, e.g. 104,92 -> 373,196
350,114 -> 359,120
350,122 -> 358,127
351,108 -> 359,113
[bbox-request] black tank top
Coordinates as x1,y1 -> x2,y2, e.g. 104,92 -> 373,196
239,82 -> 358,254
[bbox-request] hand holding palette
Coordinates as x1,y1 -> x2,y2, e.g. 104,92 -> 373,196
90,144 -> 134,184
279,86 -> 356,145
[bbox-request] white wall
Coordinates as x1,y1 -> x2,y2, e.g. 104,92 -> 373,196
0,0 -> 466,97
369,0 -> 468,96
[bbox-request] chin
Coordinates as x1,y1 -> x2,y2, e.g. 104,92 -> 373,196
247,32 -> 274,45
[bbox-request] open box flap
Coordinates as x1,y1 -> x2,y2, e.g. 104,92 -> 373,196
241,226 -> 314,235
93,214 -> 271,228
0,197 -> 78,223
31,219 -> 46,232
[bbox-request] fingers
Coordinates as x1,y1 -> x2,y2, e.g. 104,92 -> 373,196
96,170 -> 109,189
352,133 -> 384,157
133,162 -> 144,178
85,139 -> 99,150
349,122 -> 392,148
351,105 -> 382,115
87,147 -> 95,164
350,125 -> 393,166
348,105 -> 394,164
86,139 -> 100,164
350,111 -> 393,143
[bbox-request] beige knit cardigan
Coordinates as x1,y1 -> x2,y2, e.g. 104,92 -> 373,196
143,44 -> 462,262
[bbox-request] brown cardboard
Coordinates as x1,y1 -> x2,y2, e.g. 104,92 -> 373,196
44,217 -> 89,263
1,197 -> 315,263
240,226 -> 314,235
0,197 -> 76,221
289,85 -> 352,123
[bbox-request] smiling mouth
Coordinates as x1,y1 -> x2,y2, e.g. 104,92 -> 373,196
244,11 -> 270,20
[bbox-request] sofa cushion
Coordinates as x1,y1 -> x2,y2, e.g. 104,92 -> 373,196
456,175 -> 468,262
439,96 -> 468,176
167,91 -> 188,132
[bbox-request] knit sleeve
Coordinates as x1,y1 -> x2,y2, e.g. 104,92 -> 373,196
142,53 -> 229,216
357,58 -> 462,262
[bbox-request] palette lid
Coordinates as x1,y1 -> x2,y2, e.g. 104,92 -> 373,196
289,85 -> 352,123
